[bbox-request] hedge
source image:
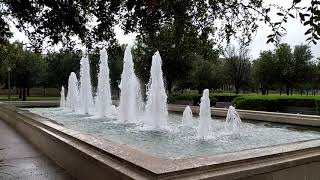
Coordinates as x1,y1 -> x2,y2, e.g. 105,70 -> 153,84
212,94 -> 240,102
232,96 -> 320,113
168,94 -> 217,106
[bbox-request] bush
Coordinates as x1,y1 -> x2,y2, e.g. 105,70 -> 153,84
232,97 -> 278,111
168,94 -> 217,106
212,94 -> 240,102
277,98 -> 315,108
233,96 -> 320,113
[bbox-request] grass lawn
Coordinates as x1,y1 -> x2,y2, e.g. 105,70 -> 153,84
237,94 -> 320,100
0,95 -> 60,101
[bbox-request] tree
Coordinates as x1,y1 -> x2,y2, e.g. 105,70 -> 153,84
46,49 -> 82,89
133,23 -> 219,94
275,43 -> 294,95
292,44 -> 313,84
223,45 -> 251,94
1,1 -> 318,49
107,44 -> 125,93
189,54 -> 223,94
12,46 -> 44,100
252,51 -> 277,95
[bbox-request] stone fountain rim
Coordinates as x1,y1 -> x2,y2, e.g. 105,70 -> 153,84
4,105 -> 319,176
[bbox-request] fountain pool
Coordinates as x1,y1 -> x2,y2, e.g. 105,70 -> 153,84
25,107 -> 320,159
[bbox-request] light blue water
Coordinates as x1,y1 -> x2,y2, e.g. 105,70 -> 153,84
26,108 -> 320,159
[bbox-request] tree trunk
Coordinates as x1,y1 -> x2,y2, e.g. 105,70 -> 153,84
167,80 -> 173,95
235,86 -> 240,94
19,88 -> 22,99
290,88 -> 293,95
261,89 -> 266,95
43,88 -> 46,96
22,88 -> 26,101
286,85 -> 290,95
27,88 -> 30,97
267,88 -> 269,95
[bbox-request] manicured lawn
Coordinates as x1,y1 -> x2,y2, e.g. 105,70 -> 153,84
0,95 -> 60,101
237,94 -> 320,100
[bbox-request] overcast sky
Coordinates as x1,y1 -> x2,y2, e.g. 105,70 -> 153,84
9,0 -> 320,60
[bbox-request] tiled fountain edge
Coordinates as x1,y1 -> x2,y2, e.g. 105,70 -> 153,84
0,104 -> 320,179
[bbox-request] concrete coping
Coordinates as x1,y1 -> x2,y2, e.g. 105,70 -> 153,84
1,104 -> 320,179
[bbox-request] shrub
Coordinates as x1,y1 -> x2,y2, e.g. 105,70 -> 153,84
232,97 -> 278,111
233,96 -> 320,113
168,94 -> 217,106
212,94 -> 240,102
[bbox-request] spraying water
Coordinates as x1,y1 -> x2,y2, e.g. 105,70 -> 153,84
182,105 -> 193,126
225,105 -> 242,133
94,48 -> 112,117
118,46 -> 142,123
144,51 -> 168,130
198,89 -> 212,139
79,55 -> 94,114
60,86 -> 66,108
66,72 -> 79,112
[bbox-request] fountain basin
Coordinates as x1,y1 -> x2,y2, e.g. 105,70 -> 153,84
0,104 -> 320,179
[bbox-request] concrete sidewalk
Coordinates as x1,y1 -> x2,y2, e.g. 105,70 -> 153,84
0,120 -> 73,180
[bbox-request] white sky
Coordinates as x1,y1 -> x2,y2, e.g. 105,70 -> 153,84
8,0 -> 320,59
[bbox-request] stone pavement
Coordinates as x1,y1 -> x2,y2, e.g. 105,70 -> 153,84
0,120 -> 73,180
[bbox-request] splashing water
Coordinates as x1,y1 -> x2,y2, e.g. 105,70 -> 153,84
198,89 -> 212,139
144,51 -> 168,130
79,55 -> 94,114
66,72 -> 79,112
94,48 -> 112,117
118,46 -> 143,123
60,86 -> 66,108
225,105 -> 242,133
182,105 -> 193,126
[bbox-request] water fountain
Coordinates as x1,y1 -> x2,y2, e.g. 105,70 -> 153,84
144,51 -> 168,130
65,72 -> 79,112
182,105 -> 193,126
79,55 -> 94,114
198,89 -> 212,139
10,46 -> 320,180
94,48 -> 112,117
60,86 -> 66,108
225,105 -> 242,133
118,46 -> 142,123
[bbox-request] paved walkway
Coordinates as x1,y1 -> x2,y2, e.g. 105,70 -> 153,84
0,120 -> 73,180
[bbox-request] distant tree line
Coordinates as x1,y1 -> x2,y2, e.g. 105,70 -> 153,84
1,37 -> 319,101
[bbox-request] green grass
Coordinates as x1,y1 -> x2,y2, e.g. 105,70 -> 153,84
237,94 -> 320,100
0,95 -> 60,101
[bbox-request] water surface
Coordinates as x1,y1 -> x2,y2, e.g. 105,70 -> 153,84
26,108 -> 320,159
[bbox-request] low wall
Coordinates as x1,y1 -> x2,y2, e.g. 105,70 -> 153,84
0,104 -> 320,180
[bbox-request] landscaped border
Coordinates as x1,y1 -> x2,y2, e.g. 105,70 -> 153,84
0,103 -> 320,179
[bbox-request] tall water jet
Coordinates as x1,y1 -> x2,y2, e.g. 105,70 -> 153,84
225,105 -> 242,133
198,89 -> 212,139
118,46 -> 142,123
94,48 -> 112,117
66,72 -> 79,112
182,105 -> 193,126
60,86 -> 66,108
144,51 -> 168,130
79,55 -> 94,114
